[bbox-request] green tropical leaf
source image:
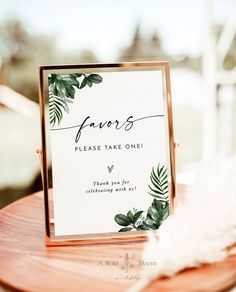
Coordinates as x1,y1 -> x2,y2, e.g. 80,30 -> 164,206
127,210 -> 134,223
150,177 -> 164,194
133,210 -> 143,223
146,212 -> 159,229
114,214 -> 131,226
161,203 -> 169,221
87,74 -> 103,84
71,73 -> 82,78
48,77 -> 53,86
49,93 -> 70,126
80,77 -> 87,89
146,199 -> 169,230
157,165 -> 163,176
119,227 -> 132,232
114,164 -> 170,232
86,78 -> 93,87
54,80 -> 76,99
136,222 -> 149,230
48,73 -> 103,127
63,82 -> 76,97
148,164 -> 169,201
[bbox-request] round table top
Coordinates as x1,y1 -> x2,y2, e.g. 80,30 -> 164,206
0,189 -> 236,292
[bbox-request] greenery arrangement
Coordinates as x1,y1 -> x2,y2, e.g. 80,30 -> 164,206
114,164 -> 169,232
48,73 -> 102,127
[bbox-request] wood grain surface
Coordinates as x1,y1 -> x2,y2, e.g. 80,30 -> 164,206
0,187 -> 236,292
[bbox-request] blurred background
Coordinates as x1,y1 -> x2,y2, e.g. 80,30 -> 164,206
0,0 -> 236,207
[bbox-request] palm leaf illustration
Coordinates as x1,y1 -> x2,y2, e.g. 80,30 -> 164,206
148,164 -> 169,202
48,73 -> 102,127
49,90 -> 72,127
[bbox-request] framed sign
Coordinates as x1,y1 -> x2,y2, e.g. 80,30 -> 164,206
38,61 -> 176,246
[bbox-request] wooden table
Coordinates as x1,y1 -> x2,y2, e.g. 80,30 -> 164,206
0,188 -> 236,292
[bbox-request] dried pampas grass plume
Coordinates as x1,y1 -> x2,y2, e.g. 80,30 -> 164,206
128,157 -> 236,292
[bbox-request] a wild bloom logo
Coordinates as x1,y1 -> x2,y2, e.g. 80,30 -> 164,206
120,252 -> 135,273
98,250 -> 157,281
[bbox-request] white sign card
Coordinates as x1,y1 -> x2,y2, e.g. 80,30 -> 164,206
39,62 -> 175,245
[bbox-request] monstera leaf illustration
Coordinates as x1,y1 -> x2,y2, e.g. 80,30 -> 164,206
48,73 -> 102,127
146,199 -> 169,229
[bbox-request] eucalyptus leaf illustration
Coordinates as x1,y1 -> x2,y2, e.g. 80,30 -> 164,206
127,210 -> 134,223
114,164 -> 169,232
48,73 -> 102,127
115,210 -> 144,232
119,227 -> 132,232
114,214 -> 131,226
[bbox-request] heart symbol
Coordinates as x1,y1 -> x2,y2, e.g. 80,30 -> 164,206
108,165 -> 114,173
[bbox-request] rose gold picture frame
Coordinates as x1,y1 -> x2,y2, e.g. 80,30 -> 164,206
38,61 -> 176,246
